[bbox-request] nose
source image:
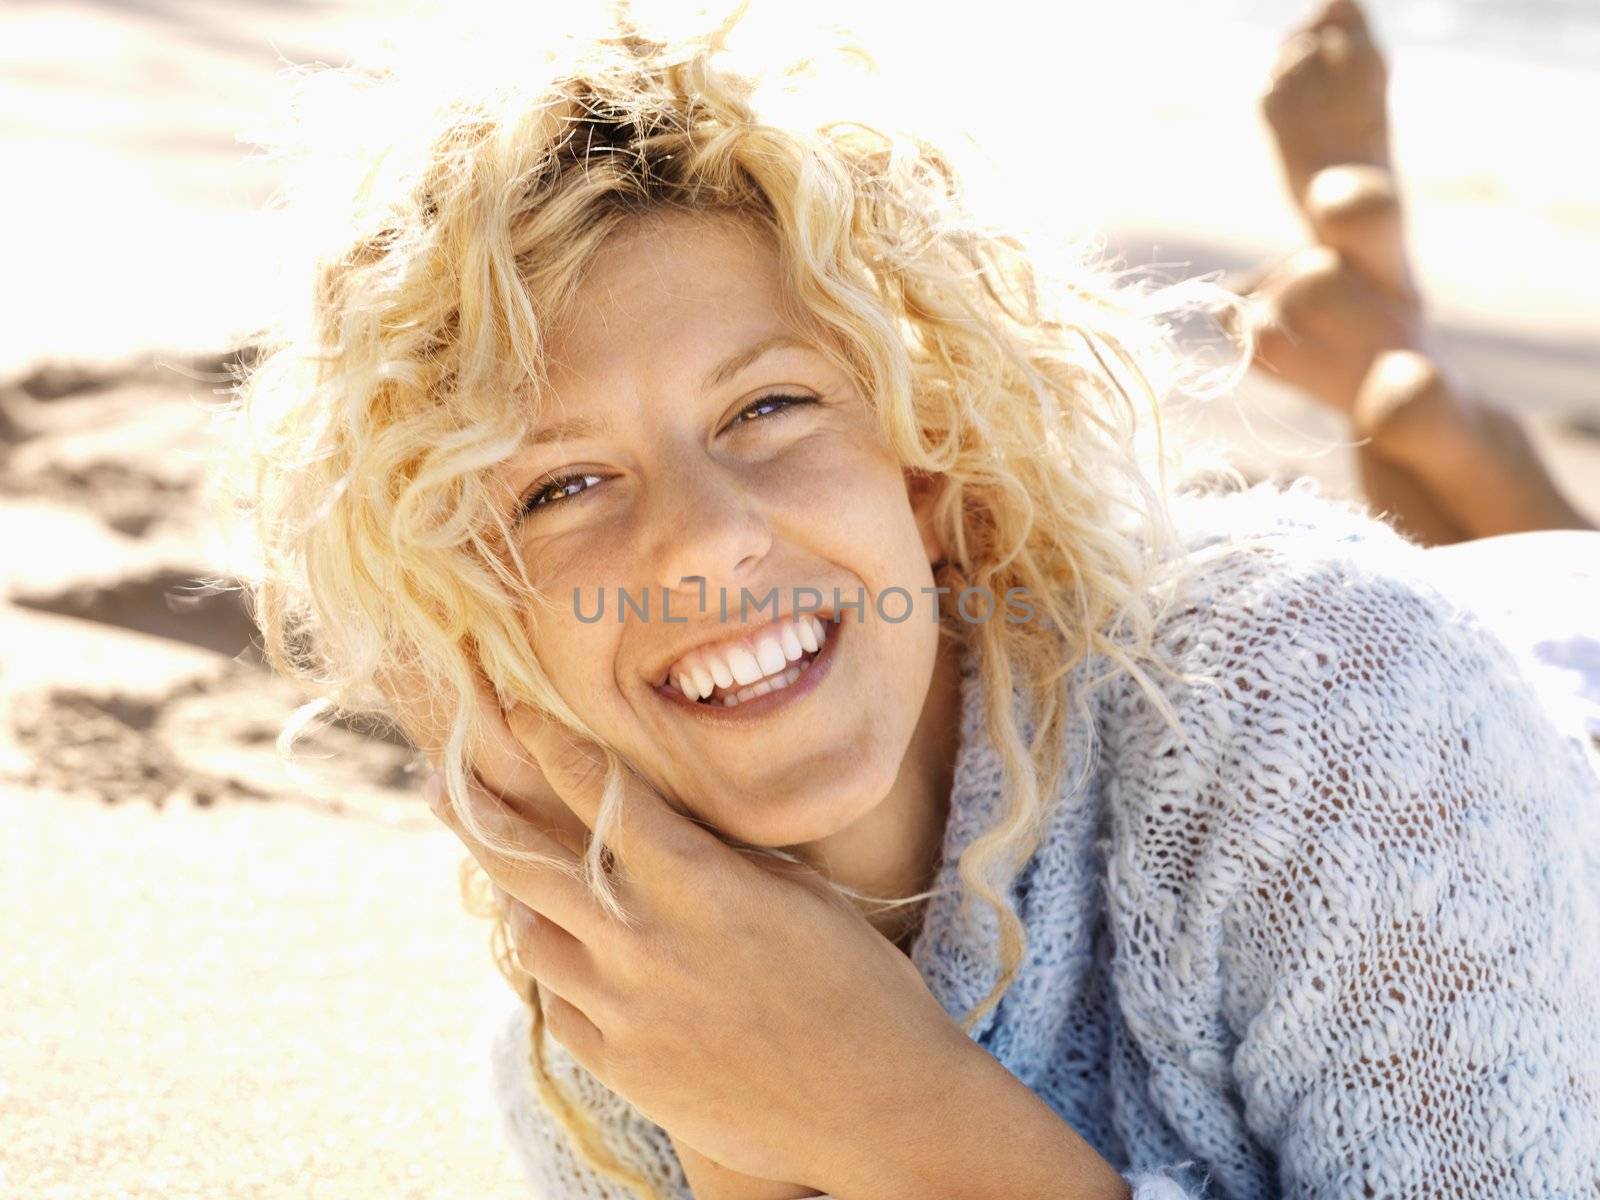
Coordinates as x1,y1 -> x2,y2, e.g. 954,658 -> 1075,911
647,457 -> 772,609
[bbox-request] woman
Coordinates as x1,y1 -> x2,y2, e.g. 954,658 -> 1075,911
220,4 -> 1600,1197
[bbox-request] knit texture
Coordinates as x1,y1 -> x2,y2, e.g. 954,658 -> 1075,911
484,483 -> 1600,1198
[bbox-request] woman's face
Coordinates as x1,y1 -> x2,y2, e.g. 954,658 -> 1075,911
496,208 -> 949,849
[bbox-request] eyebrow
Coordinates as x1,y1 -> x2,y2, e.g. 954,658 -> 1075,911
525,333 -> 817,446
525,413 -> 607,447
702,333 -> 815,390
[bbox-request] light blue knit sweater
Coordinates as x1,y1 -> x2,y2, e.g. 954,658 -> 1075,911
487,485 -> 1600,1198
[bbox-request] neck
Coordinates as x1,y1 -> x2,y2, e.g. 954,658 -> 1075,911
785,632 -> 964,945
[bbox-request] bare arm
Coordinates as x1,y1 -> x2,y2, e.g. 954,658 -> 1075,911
669,1132 -> 822,1200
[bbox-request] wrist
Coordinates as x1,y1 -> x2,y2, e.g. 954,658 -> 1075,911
821,1037 -> 1129,1200
670,1132 -> 822,1200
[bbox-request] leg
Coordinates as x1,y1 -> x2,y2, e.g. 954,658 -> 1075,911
1356,351 -> 1595,540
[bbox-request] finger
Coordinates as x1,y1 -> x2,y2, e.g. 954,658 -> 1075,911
502,893 -> 607,1025
424,771 -> 616,944
375,658 -> 449,763
384,663 -> 593,850
464,675 -> 565,812
537,979 -> 607,1074
376,662 -> 530,787
503,703 -> 723,886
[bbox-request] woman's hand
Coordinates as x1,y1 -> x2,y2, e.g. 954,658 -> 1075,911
379,664 -> 593,846
420,700 -> 975,1194
381,667 -> 826,1194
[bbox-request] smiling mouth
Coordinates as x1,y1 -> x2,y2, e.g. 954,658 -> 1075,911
652,614 -> 838,710
652,613 -> 840,711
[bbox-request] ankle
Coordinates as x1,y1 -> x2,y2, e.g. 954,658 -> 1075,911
1354,349 -> 1478,473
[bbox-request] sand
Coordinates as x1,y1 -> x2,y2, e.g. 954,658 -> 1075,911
2,2 -> 1595,1197
0,360 -> 532,1197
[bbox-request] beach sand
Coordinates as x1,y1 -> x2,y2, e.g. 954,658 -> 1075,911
2,2 -> 1595,1196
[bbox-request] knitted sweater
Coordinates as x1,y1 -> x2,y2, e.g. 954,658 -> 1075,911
485,484 -> 1600,1199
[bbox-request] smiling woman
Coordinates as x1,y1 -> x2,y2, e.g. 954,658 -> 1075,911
213,2 -> 1600,1198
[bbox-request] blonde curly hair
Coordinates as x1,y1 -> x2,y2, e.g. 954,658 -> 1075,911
215,2 -> 1240,1194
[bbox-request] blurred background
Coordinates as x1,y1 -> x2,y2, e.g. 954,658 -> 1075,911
1,1 -> 1594,1196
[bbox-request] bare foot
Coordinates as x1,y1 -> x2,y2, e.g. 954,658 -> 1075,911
1230,241 -> 1424,416
1261,0 -> 1391,212
1261,3 -> 1421,317
1230,170 -> 1431,410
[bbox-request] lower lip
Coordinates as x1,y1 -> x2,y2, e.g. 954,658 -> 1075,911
651,617 -> 844,723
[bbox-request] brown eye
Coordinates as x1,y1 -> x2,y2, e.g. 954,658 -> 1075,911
521,471 -> 606,516
727,392 -> 815,428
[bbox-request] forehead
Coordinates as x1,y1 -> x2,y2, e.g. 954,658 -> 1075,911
543,209 -> 790,366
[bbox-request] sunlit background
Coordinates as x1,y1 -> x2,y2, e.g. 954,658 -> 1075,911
1,1 -> 1594,1195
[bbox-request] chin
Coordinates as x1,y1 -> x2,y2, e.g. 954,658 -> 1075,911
709,765 -> 894,850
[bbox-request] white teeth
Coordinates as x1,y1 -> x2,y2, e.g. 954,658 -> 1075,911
688,662 -> 715,700
662,614 -> 833,703
721,660 -> 808,707
754,633 -> 787,676
726,644 -> 763,686
706,655 -> 734,689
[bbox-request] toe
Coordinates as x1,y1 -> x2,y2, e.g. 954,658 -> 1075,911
1318,0 -> 1374,40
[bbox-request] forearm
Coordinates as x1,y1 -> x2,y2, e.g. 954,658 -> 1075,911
672,1038 -> 1131,1200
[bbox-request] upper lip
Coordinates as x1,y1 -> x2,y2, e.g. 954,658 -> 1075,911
646,606 -> 834,689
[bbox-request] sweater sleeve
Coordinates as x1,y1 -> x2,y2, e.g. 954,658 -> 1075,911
1107,524 -> 1600,1199
487,998 -> 694,1199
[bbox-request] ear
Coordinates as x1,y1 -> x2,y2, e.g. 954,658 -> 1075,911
905,468 -> 950,571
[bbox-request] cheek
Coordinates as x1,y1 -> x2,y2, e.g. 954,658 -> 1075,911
771,440 -> 921,562
517,535 -> 614,594
524,617 -> 621,719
